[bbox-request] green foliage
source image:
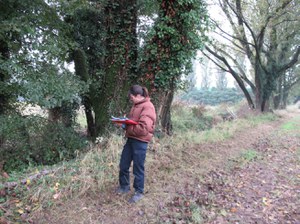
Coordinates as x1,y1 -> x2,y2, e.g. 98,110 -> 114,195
179,88 -> 245,105
23,67 -> 87,109
30,122 -> 87,165
140,0 -> 209,90
0,114 -> 87,172
0,114 -> 32,171
0,0 -> 84,113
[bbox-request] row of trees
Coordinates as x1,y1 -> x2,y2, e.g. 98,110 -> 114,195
1,0 -> 209,138
203,0 -> 300,111
1,0 -> 299,139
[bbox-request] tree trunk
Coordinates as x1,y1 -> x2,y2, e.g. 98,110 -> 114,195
0,40 -> 10,115
254,63 -> 273,112
158,89 -> 174,135
83,101 -> 96,138
48,107 -> 61,123
281,91 -> 288,109
273,94 -> 280,109
273,75 -> 281,110
279,76 -> 288,109
73,49 -> 96,138
94,0 -> 138,137
256,90 -> 271,112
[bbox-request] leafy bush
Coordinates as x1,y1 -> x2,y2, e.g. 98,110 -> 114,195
0,114 -> 87,172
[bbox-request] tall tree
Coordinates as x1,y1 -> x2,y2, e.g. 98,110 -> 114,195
203,0 -> 300,111
67,0 -> 138,138
96,0 -> 138,136
139,0 -> 209,134
273,67 -> 300,109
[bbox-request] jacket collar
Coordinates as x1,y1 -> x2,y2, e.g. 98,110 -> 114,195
134,97 -> 150,105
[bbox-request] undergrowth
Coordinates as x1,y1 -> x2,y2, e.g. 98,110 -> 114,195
0,104 -> 282,223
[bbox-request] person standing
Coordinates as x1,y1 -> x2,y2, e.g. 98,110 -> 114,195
117,85 -> 156,203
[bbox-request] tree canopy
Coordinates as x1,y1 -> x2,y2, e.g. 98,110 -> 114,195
203,0 -> 300,111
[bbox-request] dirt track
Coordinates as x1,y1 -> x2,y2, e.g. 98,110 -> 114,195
30,111 -> 300,224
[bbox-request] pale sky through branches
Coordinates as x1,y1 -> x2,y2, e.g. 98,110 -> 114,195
194,1 -> 237,89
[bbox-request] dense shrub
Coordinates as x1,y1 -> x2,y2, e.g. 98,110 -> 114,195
0,114 -> 87,172
172,103 -> 213,132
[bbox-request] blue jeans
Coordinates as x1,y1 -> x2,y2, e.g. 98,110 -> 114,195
119,138 -> 148,194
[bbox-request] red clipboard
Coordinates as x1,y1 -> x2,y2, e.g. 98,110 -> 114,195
111,117 -> 138,125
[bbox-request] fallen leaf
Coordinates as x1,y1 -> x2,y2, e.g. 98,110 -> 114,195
2,172 -> 9,179
107,162 -> 114,167
262,197 -> 269,206
0,189 -> 6,197
16,202 -> 23,207
230,207 -> 237,213
0,217 -> 9,224
17,209 -> 24,214
53,193 -> 61,200
54,182 -> 60,191
25,205 -> 32,212
184,201 -> 190,207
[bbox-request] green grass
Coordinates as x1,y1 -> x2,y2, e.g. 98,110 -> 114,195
248,113 -> 278,124
172,113 -> 276,146
1,134 -> 124,222
190,204 -> 203,224
281,122 -> 297,130
226,149 -> 260,170
280,115 -> 300,137
281,118 -> 300,130
240,149 -> 259,161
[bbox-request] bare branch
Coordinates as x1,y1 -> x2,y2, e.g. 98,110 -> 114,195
202,51 -> 230,73
210,18 -> 255,49
205,46 -> 255,108
278,46 -> 300,73
212,45 -> 256,90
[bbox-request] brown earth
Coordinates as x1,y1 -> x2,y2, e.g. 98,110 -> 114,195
2,110 -> 300,224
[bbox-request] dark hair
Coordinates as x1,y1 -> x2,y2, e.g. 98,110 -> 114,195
129,85 -> 149,97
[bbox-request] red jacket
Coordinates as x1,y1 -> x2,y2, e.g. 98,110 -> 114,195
125,97 -> 156,143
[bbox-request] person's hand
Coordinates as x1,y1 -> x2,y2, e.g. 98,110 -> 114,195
121,123 -> 126,129
114,123 -> 126,129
